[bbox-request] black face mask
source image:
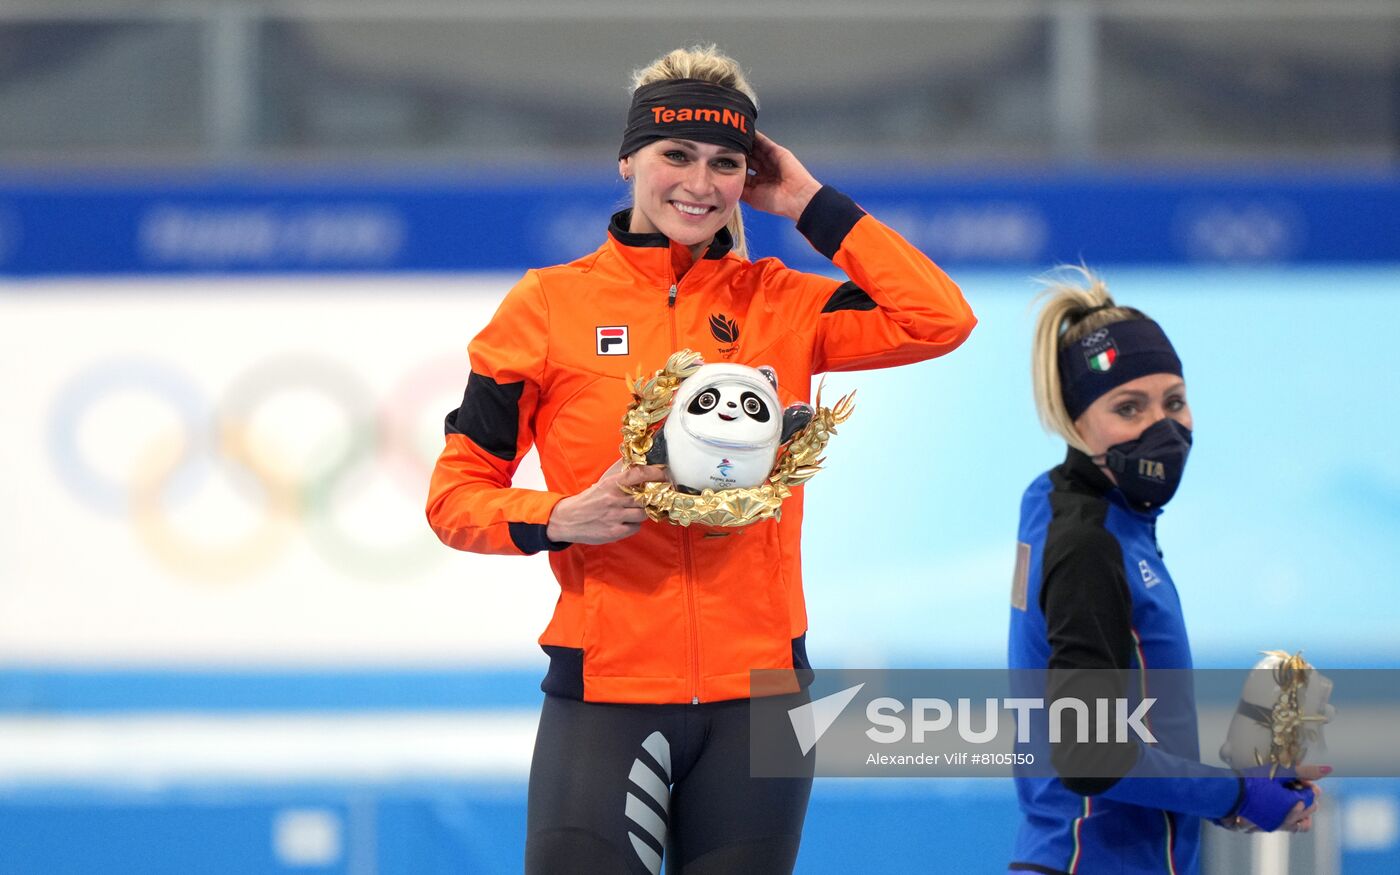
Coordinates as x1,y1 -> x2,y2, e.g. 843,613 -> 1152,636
1095,418 -> 1193,509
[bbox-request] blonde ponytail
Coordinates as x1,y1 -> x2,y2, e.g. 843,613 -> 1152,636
1030,266 -> 1148,452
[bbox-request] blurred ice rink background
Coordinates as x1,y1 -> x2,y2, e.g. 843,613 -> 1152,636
1,2 -> 1398,873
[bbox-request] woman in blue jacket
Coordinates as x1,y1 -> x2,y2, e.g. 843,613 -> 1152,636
1007,268 -> 1322,875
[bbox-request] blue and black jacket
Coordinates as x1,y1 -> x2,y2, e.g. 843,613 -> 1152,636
1007,449 -> 1241,875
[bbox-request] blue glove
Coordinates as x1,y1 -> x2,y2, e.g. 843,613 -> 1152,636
1230,766 -> 1315,832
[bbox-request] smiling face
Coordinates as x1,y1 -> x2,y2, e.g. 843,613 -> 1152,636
620,138 -> 747,254
1074,372 -> 1193,474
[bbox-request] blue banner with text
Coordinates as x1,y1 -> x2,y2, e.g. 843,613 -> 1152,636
0,169 -> 1395,276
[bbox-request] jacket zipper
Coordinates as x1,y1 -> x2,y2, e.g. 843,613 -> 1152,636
667,274 -> 701,703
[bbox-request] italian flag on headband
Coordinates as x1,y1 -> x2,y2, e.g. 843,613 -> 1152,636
1088,347 -> 1117,372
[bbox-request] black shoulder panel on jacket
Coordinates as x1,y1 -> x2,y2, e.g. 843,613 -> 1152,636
444,371 -> 524,461
821,281 -> 877,313
1041,461 -> 1140,794
1039,467 -> 1135,672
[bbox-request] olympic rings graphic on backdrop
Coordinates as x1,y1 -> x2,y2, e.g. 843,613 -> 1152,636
46,354 -> 466,583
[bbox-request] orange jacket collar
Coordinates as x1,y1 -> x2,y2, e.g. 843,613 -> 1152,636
606,208 -> 735,285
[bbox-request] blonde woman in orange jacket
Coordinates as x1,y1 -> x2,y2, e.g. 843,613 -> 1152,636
428,45 -> 975,874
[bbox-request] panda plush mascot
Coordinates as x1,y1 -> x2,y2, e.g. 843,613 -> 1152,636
646,363 -> 813,494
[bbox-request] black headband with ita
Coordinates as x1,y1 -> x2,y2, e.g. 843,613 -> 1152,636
1059,319 -> 1183,421
618,78 -> 757,159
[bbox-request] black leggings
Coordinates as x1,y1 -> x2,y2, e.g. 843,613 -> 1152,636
525,695 -> 814,874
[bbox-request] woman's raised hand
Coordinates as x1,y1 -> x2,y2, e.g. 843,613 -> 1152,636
742,131 -> 824,222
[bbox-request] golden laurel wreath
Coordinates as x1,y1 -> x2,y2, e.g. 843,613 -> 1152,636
618,349 -> 855,527
1254,650 -> 1329,776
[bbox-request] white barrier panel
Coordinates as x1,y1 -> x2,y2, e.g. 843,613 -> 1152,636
0,275 -> 559,665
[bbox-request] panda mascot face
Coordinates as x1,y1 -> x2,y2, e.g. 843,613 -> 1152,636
662,363 -> 782,492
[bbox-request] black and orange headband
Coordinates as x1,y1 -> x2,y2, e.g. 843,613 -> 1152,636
618,78 -> 757,159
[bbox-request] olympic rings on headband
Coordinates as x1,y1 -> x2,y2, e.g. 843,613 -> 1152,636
47,354 -> 455,583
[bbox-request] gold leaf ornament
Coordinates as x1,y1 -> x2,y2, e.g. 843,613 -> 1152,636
1257,650 -> 1330,777
618,350 -> 855,527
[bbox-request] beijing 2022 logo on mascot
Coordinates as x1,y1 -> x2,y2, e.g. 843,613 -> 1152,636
619,350 -> 854,527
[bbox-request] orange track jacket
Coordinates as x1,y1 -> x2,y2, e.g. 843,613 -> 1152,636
427,186 -> 975,704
